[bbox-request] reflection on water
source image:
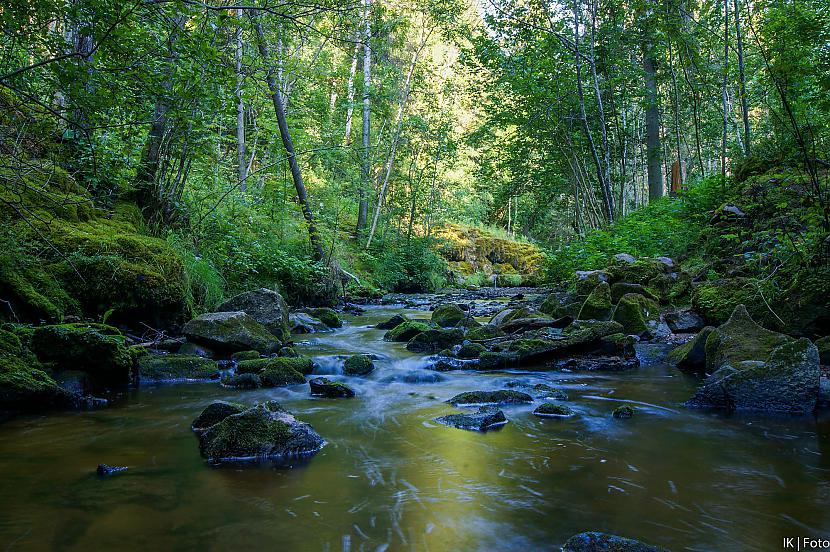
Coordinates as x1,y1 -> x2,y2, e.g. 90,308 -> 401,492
1,303 -> 829,551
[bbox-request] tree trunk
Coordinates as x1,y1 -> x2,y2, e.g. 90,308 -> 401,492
235,9 -> 247,191
721,0 -> 730,179
643,50 -> 663,201
254,18 -> 325,261
356,0 -> 372,237
343,41 -> 360,145
734,0 -> 750,156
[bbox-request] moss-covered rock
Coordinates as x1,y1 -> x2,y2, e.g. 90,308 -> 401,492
235,357 -> 312,386
610,283 -> 658,304
466,325 -> 505,341
384,320 -> 431,342
218,288 -> 290,341
306,308 -> 342,329
0,328 -> 73,410
612,293 -> 660,336
612,405 -> 635,419
231,350 -> 261,362
289,312 -> 330,334
704,305 -> 792,374
343,354 -> 374,376
540,292 -> 584,319
376,314 -> 409,330
191,400 -> 245,432
197,401 -> 324,463
607,259 -> 668,285
137,354 -> 219,383
457,342 -> 486,359
31,323 -> 134,385
446,390 -> 532,406
278,346 -> 299,358
221,373 -> 262,389
573,270 -> 610,296
533,403 -> 575,417
577,282 -> 613,321
431,303 -> 466,327
533,384 -> 568,400
406,328 -> 464,354
816,336 -> 830,366
667,327 -> 715,373
434,406 -> 507,432
309,377 -> 354,398
691,278 -> 762,326
182,311 -> 280,354
687,338 -> 820,413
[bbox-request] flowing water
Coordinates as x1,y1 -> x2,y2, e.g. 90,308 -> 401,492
1,297 -> 829,551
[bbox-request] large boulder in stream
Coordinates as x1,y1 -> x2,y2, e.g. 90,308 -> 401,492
686,338 -> 820,413
0,328 -> 77,410
703,305 -> 792,374
183,312 -> 280,354
479,320 -> 627,369
31,323 -> 135,386
234,357 -> 311,387
195,401 -> 324,463
343,354 -> 375,376
577,282 -> 613,321
434,406 -> 507,432
137,354 -> 219,384
217,288 -> 290,341
406,328 -> 464,354
309,377 -> 355,398
562,532 -> 669,552
668,326 -> 715,373
384,320 -> 431,342
191,400 -> 245,432
431,303 -> 466,328
612,293 -> 660,336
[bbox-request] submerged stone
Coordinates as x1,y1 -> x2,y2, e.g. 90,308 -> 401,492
555,356 -> 640,372
613,405 -> 635,419
533,403 -> 575,417
221,373 -> 262,389
562,532 -> 669,552
447,390 -> 532,406
434,406 -> 507,432
96,464 -> 128,477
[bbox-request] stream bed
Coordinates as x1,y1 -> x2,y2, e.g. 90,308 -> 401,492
1,298 -> 829,551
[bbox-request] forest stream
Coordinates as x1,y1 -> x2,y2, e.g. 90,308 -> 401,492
1,292 -> 828,551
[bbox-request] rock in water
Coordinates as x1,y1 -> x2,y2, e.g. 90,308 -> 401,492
555,356 -> 640,372
664,308 -> 706,333
196,402 -> 324,463
384,321 -> 431,342
218,288 -> 290,341
686,338 -> 820,414
182,312 -> 280,354
431,303 -> 466,327
613,405 -> 635,419
533,403 -> 575,417
376,314 -> 409,330
447,390 -> 532,406
137,354 -> 219,384
562,532 -> 669,552
406,329 -> 464,354
668,327 -> 715,373
434,407 -> 507,432
191,401 -> 245,432
577,282 -> 613,321
309,377 -> 355,398
96,464 -> 128,476
289,313 -> 330,334
703,305 -> 791,374
343,355 -> 374,376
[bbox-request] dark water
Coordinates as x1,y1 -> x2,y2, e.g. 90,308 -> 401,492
1,301 -> 829,551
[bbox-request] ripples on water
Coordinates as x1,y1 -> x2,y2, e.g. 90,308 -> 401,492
1,301 -> 829,551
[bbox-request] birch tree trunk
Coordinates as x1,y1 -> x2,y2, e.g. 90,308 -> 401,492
235,9 -> 247,191
343,41 -> 360,145
356,0 -> 372,236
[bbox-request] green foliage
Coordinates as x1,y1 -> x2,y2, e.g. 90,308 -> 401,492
372,237 -> 448,293
544,176 -> 724,283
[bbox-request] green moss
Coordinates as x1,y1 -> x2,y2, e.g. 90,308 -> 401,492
231,350 -> 261,362
200,405 -> 292,459
384,320 -> 431,342
221,373 -> 262,389
612,293 -> 660,335
406,328 -> 464,354
608,259 -> 666,285
577,282 -> 613,321
704,305 -> 792,374
457,342 -> 486,359
237,356 -> 313,379
137,354 -> 218,382
0,328 -> 72,409
466,325 -> 505,341
692,278 -> 761,325
447,390 -> 532,406
431,303 -> 466,327
668,326 -> 715,372
191,401 -> 246,432
533,403 -> 574,417
31,323 -> 134,385
308,308 -> 342,328
343,354 -> 374,376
